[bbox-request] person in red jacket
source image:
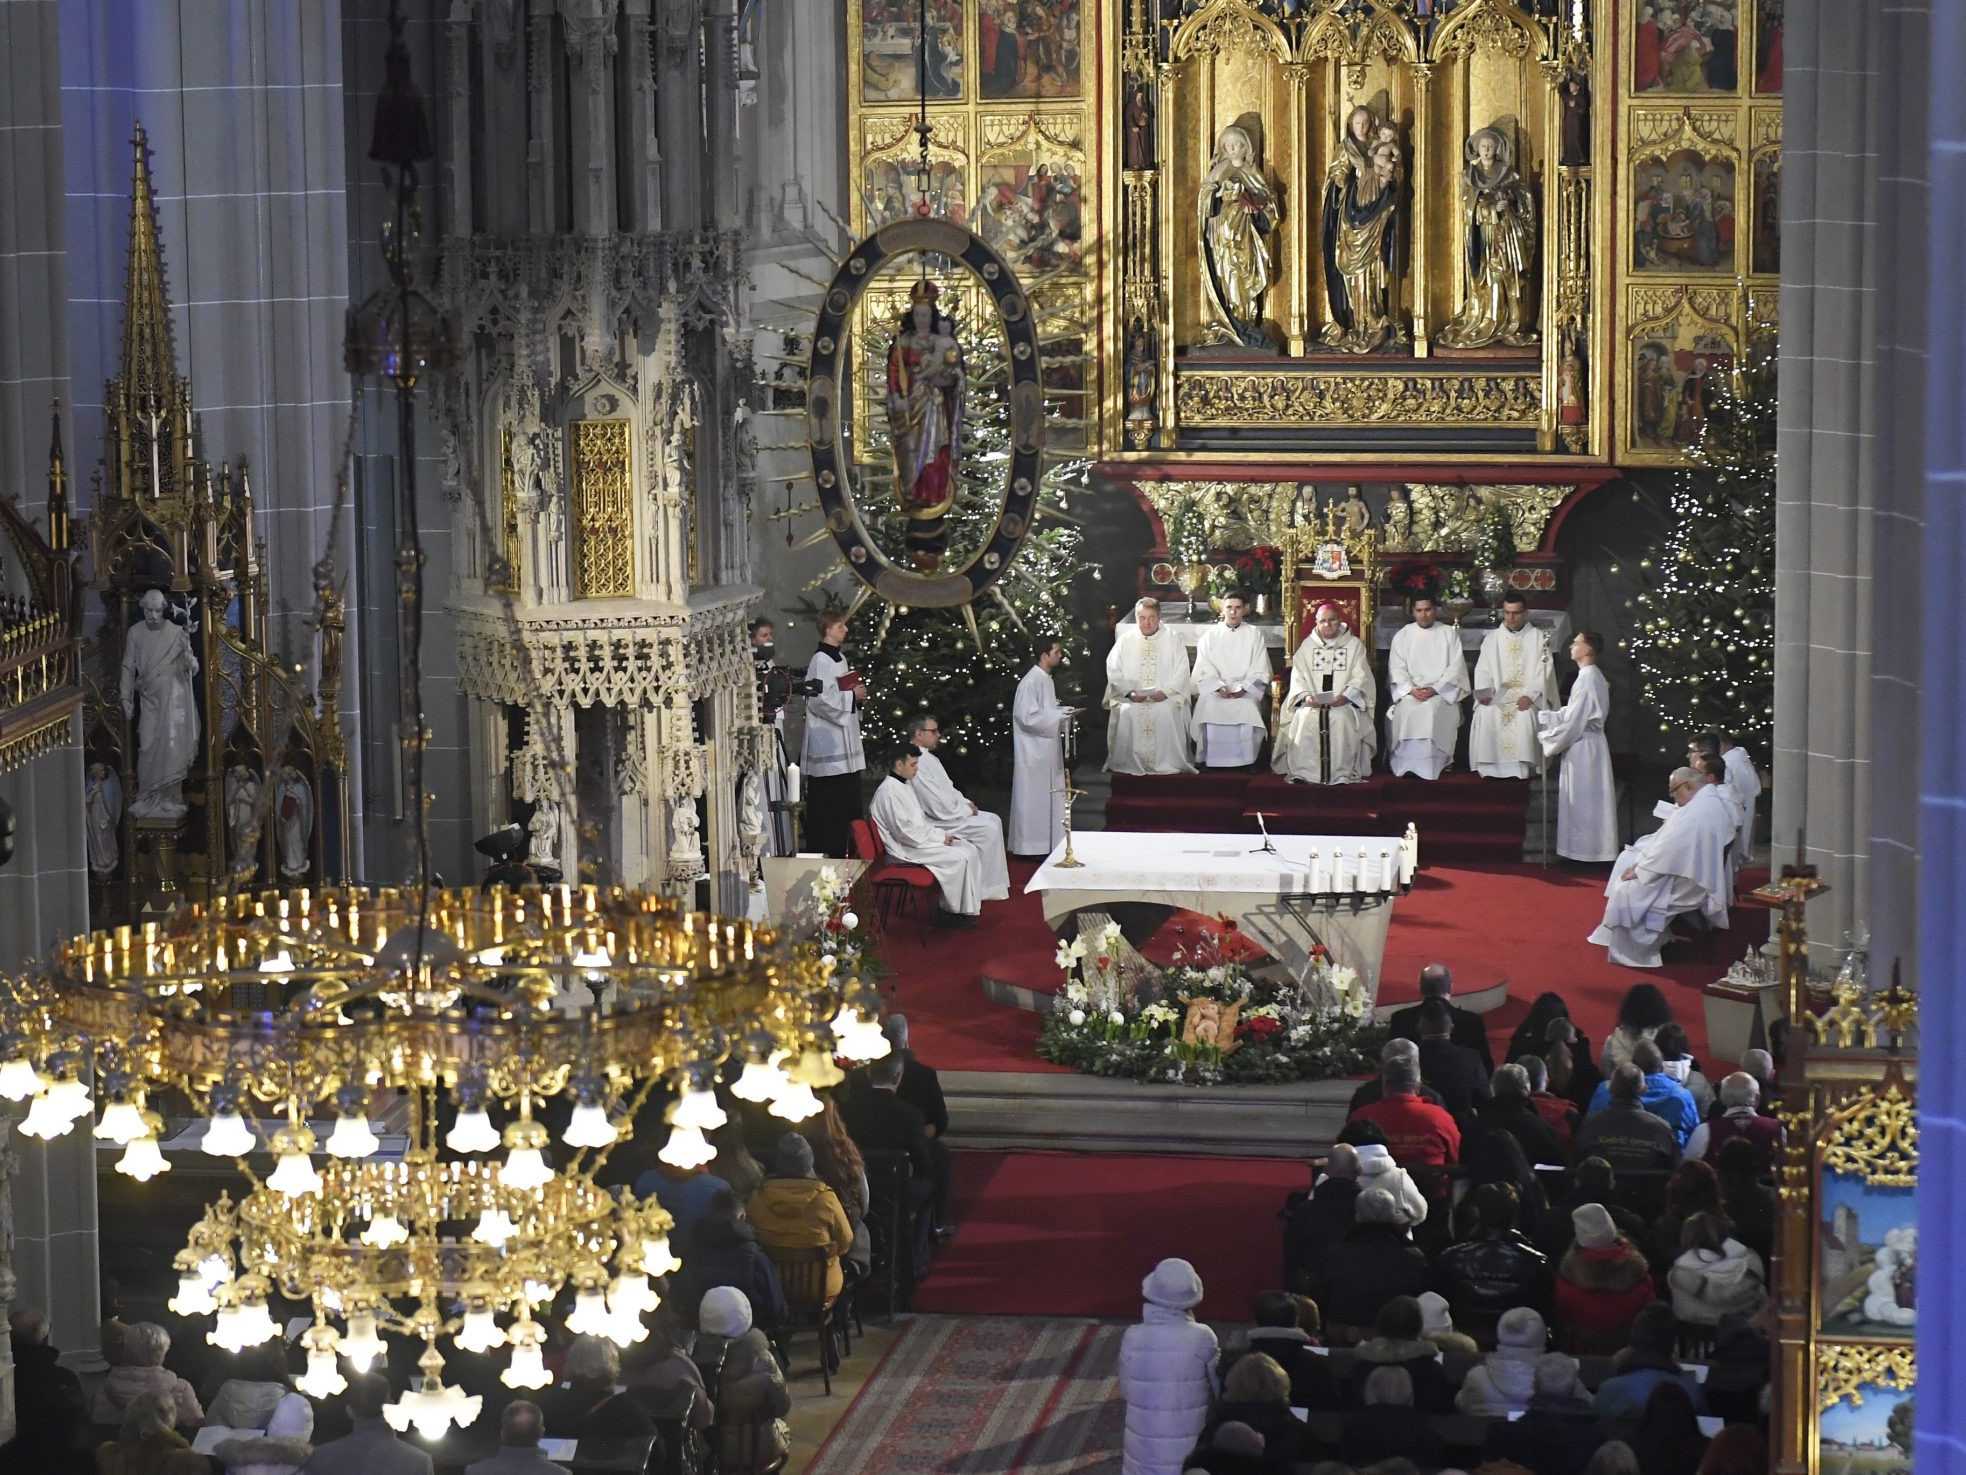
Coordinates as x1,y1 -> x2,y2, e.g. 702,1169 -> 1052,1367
1348,1056 -> 1462,1167
1554,1203 -> 1659,1355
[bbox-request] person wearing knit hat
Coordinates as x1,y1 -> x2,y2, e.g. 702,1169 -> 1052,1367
212,1392 -> 315,1475
1455,1307 -> 1548,1415
696,1287 -> 792,1475
1481,1350 -> 1603,1473
1416,1291 -> 1480,1383
1594,1301 -> 1708,1428
1553,1204 -> 1657,1355
1353,1142 -> 1430,1226
1118,1258 -> 1218,1475
1309,1187 -> 1432,1342
744,1130 -> 855,1308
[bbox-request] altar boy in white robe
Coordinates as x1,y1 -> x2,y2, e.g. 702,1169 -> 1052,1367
1274,603 -> 1376,784
1710,729 -> 1761,872
1589,766 -> 1734,967
871,748 -> 985,924
1469,594 -> 1559,779
1104,597 -> 1195,775
1537,630 -> 1618,862
1009,637 -> 1077,855
1188,591 -> 1271,768
908,714 -> 1009,900
1385,596 -> 1470,780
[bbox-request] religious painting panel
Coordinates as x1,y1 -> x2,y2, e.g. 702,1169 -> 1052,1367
1751,0 -> 1784,94
859,114 -> 971,233
1631,147 -> 1737,272
1815,1351 -> 1914,1475
976,112 -> 1087,274
978,0 -> 1082,100
1748,109 -> 1781,277
859,0 -> 964,103
1632,0 -> 1741,96
1620,285 -> 1738,464
1817,1170 -> 1917,1339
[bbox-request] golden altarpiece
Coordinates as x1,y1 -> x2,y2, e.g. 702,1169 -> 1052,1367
79,130 -> 349,922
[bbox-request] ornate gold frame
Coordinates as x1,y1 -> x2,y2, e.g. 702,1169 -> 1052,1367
1278,503 -> 1381,655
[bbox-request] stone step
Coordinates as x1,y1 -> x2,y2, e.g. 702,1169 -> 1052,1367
941,1067 -> 1352,1158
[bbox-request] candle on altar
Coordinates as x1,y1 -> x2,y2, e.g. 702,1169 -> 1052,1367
1309,848 -> 1331,893
785,762 -> 801,803
1400,823 -> 1418,885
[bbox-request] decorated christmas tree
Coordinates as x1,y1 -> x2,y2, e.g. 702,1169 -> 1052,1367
1626,342 -> 1777,756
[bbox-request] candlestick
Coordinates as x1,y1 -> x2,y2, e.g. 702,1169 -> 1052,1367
1053,778 -> 1088,870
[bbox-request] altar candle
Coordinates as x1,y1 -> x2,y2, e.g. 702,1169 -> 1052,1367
1334,850 -> 1357,894
1401,823 -> 1418,885
1360,852 -> 1383,892
1309,848 -> 1331,893
785,762 -> 801,803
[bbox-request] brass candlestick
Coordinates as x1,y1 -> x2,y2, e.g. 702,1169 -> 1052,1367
1054,780 -> 1087,869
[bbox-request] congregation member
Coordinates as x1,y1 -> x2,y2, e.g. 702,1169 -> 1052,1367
1347,1037 -> 1447,1114
1628,1382 -> 1710,1475
869,1013 -> 950,1138
1470,593 -> 1559,778
908,715 -> 1010,900
1685,1070 -> 1785,1163
1118,1258 -> 1219,1475
8,1307 -> 83,1417
1414,997 -> 1491,1124
299,1373 -> 434,1475
1193,1352 -> 1312,1468
1593,1302 -> 1707,1424
1217,1292 -> 1329,1407
1714,1137 -> 1780,1265
1348,1297 -> 1455,1413
1590,767 -> 1732,967
869,746 -> 990,924
746,1133 -> 856,1305
1517,1053 -> 1580,1153
1455,1306 -> 1552,1416
1274,602 -> 1375,784
1347,1056 -> 1461,1168
695,1288 -> 792,1475
1354,1141 -> 1430,1227
463,1402 -> 559,1475
1283,1144 -> 1362,1289
1667,1212 -> 1768,1325
1653,1021 -> 1714,1116
1476,1062 -> 1568,1169
1188,591 -> 1272,768
93,1321 -> 203,1429
1339,1367 -> 1446,1470
1542,1156 -> 1651,1261
1415,1290 -> 1482,1381
1434,1184 -> 1552,1340
1385,596 -> 1470,779
1600,982 -> 1677,1072
1650,1161 -> 1725,1271
96,1392 -> 210,1475
1386,963 -> 1495,1072
1009,637 -> 1077,855
1479,1352 -> 1604,1474
1575,1063 -> 1683,1172
1536,630 -> 1618,862
1587,1039 -> 1700,1146
799,609 -> 866,858
1554,1204 -> 1659,1355
842,1049 -> 948,1251
671,1191 -> 788,1335
1311,1187 -> 1432,1342
1106,597 -> 1196,775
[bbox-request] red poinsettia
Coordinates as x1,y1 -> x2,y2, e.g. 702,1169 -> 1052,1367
1239,1014 -> 1283,1042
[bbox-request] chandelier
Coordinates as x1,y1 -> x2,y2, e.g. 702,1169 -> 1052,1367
0,881 -> 888,1435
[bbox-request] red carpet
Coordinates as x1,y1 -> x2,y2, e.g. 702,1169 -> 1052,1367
913,1150 -> 1307,1322
883,858 -> 1759,1073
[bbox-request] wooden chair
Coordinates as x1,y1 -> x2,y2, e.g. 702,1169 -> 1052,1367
849,818 -> 938,938
861,1147 -> 921,1321
762,1242 -> 842,1394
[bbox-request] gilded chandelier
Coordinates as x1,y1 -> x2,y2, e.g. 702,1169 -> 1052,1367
0,881 -> 887,1435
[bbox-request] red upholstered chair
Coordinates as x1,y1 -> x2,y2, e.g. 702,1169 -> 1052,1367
849,819 -> 938,937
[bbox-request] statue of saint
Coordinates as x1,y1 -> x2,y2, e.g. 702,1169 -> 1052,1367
1320,106 -> 1406,353
1196,124 -> 1279,349
884,279 -> 966,570
1437,127 -> 1539,349
1124,322 -> 1156,425
527,796 -> 563,872
224,764 -> 262,867
86,762 -> 122,877
273,764 -> 313,879
1340,485 -> 1372,539
1383,487 -> 1413,550
119,590 -> 200,820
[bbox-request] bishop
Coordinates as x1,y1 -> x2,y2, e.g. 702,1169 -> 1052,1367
1385,596 -> 1470,780
908,714 -> 1010,901
1188,591 -> 1271,768
870,748 -> 987,923
1469,594 -> 1559,779
1275,603 -> 1376,784
1104,596 -> 1195,776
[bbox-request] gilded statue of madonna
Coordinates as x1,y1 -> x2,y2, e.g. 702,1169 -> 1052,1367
884,278 -> 966,571
1437,127 -> 1539,349
1320,105 -> 1407,354
1196,124 -> 1279,350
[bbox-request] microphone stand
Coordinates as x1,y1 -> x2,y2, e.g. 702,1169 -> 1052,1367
1250,810 -> 1279,856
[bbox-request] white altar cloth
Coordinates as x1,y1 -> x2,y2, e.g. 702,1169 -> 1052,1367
1026,830 -> 1405,1005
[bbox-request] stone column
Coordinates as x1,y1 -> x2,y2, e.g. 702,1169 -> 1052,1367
657,0 -> 704,228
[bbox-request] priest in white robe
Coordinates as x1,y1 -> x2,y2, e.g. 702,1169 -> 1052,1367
1274,603 -> 1376,784
1189,591 -> 1272,767
1385,597 -> 1470,780
870,749 -> 985,920
1717,732 -> 1761,871
1590,766 -> 1734,967
1537,630 -> 1619,862
908,714 -> 1010,900
1009,637 -> 1076,855
1469,595 -> 1558,779
1104,597 -> 1195,776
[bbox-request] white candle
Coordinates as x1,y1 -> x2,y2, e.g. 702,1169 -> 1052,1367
1309,849 -> 1331,893
1360,853 -> 1383,891
1334,851 -> 1357,893
785,762 -> 801,803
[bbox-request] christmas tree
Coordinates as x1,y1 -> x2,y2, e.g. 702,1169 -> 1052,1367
806,305 -> 1094,774
1627,342 -> 1777,757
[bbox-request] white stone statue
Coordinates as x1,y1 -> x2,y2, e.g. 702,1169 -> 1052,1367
527,797 -> 563,871
120,590 -> 200,820
272,764 -> 314,879
669,794 -> 703,878
85,762 -> 122,877
737,768 -> 764,856
223,764 -> 262,865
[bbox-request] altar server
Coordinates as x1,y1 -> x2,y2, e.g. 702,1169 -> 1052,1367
1589,766 -> 1734,967
871,748 -> 985,922
1713,729 -> 1761,872
1275,603 -> 1376,784
1536,630 -> 1618,863
1469,594 -> 1559,779
1105,597 -> 1196,776
800,609 -> 866,857
1386,596 -> 1471,779
1188,591 -> 1271,767
1009,637 -> 1077,855
908,714 -> 1010,901
1691,748 -> 1745,843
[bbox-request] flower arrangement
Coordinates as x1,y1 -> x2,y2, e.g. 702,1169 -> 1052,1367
801,863 -> 886,985
1392,561 -> 1444,602
1443,568 -> 1474,604
1230,545 -> 1282,604
1473,503 -> 1515,573
1147,483 -> 1237,565
1038,922 -> 1383,1086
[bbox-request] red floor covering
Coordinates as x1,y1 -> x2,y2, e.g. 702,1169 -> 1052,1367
911,1149 -> 1308,1322
885,857 -> 1764,1073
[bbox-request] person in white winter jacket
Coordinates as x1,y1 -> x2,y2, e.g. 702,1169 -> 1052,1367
1667,1212 -> 1767,1325
1456,1307 -> 1548,1416
1119,1258 -> 1219,1475
212,1391 -> 314,1475
1354,1142 -> 1429,1227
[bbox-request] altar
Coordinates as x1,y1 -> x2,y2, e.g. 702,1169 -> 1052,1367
1025,829 -> 1410,1007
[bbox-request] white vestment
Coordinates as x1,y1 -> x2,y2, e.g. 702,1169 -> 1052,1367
1469,624 -> 1559,778
912,750 -> 1010,900
1590,785 -> 1734,967
799,649 -> 865,777
1104,626 -> 1196,775
1009,664 -> 1072,854
1537,664 -> 1618,862
1722,745 -> 1761,874
1189,622 -> 1271,768
1274,628 -> 1376,784
1386,621 -> 1470,779
120,617 -> 201,819
870,775 -> 984,915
